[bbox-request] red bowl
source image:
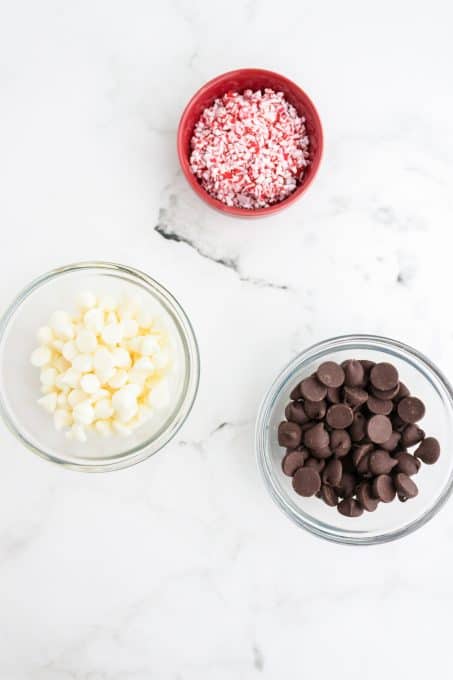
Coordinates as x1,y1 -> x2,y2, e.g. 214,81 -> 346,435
177,68 -> 323,218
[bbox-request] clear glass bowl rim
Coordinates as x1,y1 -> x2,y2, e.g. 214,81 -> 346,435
0,261 -> 200,472
255,334 -> 453,545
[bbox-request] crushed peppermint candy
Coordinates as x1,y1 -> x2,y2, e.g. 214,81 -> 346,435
189,88 -> 310,210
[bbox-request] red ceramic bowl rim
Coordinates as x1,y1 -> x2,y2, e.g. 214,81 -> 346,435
177,68 -> 324,217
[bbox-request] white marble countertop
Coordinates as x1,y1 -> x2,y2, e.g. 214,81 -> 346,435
1,1 -> 453,678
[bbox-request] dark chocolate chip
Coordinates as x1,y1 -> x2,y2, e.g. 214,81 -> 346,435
326,387 -> 341,404
357,482 -> 379,512
326,404 -> 354,429
367,395 -> 393,416
371,384 -> 400,400
303,399 -> 327,420
282,449 -> 308,476
350,412 -> 367,442
285,401 -> 310,425
330,429 -> 351,457
391,413 -> 407,431
352,443 -> 374,469
320,484 -> 338,507
397,397 -> 426,424
394,382 -> 410,402
380,431 -> 401,452
415,437 -> 440,464
360,359 -> 376,376
322,459 -> 343,487
367,415 -> 392,444
394,473 -> 418,499
344,387 -> 368,409
401,424 -> 425,448
290,384 -> 301,400
292,467 -> 321,497
303,422 -> 330,452
356,452 -> 371,477
316,361 -> 345,388
299,376 -> 327,402
368,449 -> 398,475
372,474 -> 396,502
370,362 -> 399,392
278,421 -> 302,448
304,457 -> 326,472
338,497 -> 363,517
342,360 -> 365,387
334,472 -> 357,498
310,446 -> 332,460
393,452 -> 421,476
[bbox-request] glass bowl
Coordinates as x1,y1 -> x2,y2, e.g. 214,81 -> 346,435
0,262 -> 200,472
256,334 -> 453,545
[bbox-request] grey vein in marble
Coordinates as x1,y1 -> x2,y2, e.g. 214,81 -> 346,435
155,209 -> 289,291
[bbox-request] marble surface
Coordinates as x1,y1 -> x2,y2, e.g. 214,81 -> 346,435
1,1 -> 453,678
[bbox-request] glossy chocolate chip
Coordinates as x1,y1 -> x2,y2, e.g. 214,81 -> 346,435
326,387 -> 341,404
357,482 -> 379,512
394,452 -> 421,476
368,449 -> 398,475
282,449 -> 308,476
367,415 -> 392,444
338,497 -> 363,517
304,457 -> 326,472
371,384 -> 400,400
320,484 -> 338,507
303,399 -> 327,420
299,376 -> 327,402
322,459 -> 343,487
415,437 -> 440,464
394,473 -> 418,499
326,404 -> 354,429
292,467 -> 321,497
367,395 -> 393,416
370,362 -> 399,391
316,361 -> 345,388
350,412 -> 367,441
342,360 -> 365,387
397,397 -> 426,424
330,429 -> 351,457
285,401 -> 310,425
335,472 -> 357,498
278,421 -> 302,448
380,431 -> 401,452
290,384 -> 301,400
344,387 -> 368,409
372,474 -> 396,502
401,424 -> 425,448
395,382 -> 410,402
303,422 -> 330,452
352,443 -> 373,469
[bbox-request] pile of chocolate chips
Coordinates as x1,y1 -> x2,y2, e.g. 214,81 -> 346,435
278,360 -> 441,517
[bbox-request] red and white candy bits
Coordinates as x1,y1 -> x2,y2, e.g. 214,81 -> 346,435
189,89 -> 310,210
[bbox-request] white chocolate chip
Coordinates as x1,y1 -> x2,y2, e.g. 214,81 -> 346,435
62,341 -> 77,361
68,389 -> 87,407
37,326 -> 53,344
38,392 -> 57,413
139,335 -> 160,356
30,346 -> 52,367
73,401 -> 95,425
83,308 -> 104,334
95,420 -> 112,437
76,329 -> 97,353
123,319 -> 139,338
80,373 -> 101,395
60,368 -> 81,389
40,367 -> 58,386
76,291 -> 97,310
111,347 -> 131,368
94,398 -> 114,420
71,423 -> 88,442
101,322 -> 123,346
108,369 -> 128,389
54,408 -> 72,430
72,353 -> 93,373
